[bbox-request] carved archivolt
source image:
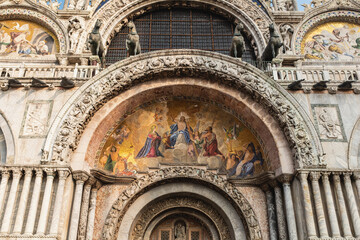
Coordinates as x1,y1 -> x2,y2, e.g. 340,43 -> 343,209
131,196 -> 230,240
43,50 -> 323,168
101,167 -> 261,240
78,0 -> 271,55
0,6 -> 68,53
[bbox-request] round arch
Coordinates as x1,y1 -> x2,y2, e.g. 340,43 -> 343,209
0,5 -> 69,54
42,49 -> 323,169
0,112 -> 15,164
348,116 -> 360,169
78,0 -> 272,56
101,167 -> 261,240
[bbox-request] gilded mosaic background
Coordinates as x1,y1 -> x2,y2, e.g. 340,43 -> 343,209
301,22 -> 360,60
0,20 -> 58,57
96,100 -> 267,178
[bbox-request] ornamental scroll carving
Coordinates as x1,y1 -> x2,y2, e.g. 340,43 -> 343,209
131,196 -> 231,240
47,50 -> 322,168
101,167 -> 262,240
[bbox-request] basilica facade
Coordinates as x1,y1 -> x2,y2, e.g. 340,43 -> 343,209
0,0 -> 359,239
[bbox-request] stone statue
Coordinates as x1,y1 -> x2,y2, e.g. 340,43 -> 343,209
126,21 -> 141,56
49,0 -> 61,11
277,0 -> 294,11
230,23 -> 246,59
262,23 -> 283,61
68,17 -> 83,54
174,223 -> 186,240
280,24 -> 294,54
88,19 -> 105,66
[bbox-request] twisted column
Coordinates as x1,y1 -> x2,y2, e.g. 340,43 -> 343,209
13,168 -> 33,234
25,168 -> 43,235
333,173 -> 352,238
309,172 -> 328,238
68,171 -> 89,240
322,173 -> 341,238
78,176 -> 96,240
49,169 -> 70,235
298,172 -> 317,239
270,180 -> 287,240
279,175 -> 298,240
262,184 -> 278,240
0,169 -> 22,233
343,173 -> 360,238
86,181 -> 102,240
37,168 -> 56,235
0,169 -> 10,216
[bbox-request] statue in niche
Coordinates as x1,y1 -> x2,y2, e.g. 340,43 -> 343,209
174,222 -> 186,240
280,23 -> 294,54
88,19 -> 105,66
68,17 -> 83,54
230,23 -> 246,59
126,21 -> 141,56
261,23 -> 283,61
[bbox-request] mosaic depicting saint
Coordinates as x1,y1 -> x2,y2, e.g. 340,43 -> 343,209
136,125 -> 163,158
102,146 -> 135,176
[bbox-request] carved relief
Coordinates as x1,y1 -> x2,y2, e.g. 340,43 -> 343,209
45,51 -> 322,168
101,167 -> 262,240
68,17 -> 85,54
20,101 -> 53,138
312,104 -> 347,142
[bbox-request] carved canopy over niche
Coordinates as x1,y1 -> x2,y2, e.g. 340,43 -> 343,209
42,50 -> 323,169
78,0 -> 271,56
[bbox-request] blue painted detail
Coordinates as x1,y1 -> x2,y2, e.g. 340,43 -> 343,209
95,0 -> 109,13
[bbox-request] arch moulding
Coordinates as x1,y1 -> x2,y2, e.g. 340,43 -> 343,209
42,49 -> 323,169
101,167 -> 260,240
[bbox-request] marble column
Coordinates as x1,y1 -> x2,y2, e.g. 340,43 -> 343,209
49,169 -> 70,235
343,173 -> 360,238
68,171 -> 89,240
354,172 -> 360,200
333,173 -> 352,238
0,169 -> 22,233
270,180 -> 287,240
262,184 -> 278,240
77,176 -> 96,240
298,172 -> 317,239
322,173 -> 341,238
309,172 -> 329,238
280,175 -> 298,240
0,169 -> 10,216
13,168 -> 33,234
25,168 -> 43,235
37,168 -> 56,235
86,181 -> 101,240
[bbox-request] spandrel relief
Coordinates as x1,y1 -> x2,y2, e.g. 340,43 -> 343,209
96,100 -> 267,178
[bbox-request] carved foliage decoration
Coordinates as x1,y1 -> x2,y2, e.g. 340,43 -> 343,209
47,50 -> 322,168
131,196 -> 231,240
101,167 -> 261,240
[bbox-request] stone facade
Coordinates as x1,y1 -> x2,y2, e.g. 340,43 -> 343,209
0,0 -> 359,239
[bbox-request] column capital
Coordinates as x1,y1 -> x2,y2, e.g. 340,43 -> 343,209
269,179 -> 279,188
309,172 -> 321,181
342,172 -> 352,182
44,168 -> 56,177
11,168 -> 23,179
85,176 -> 97,187
353,172 -> 360,180
24,168 -> 33,176
92,180 -> 102,191
58,169 -> 70,180
278,174 -> 294,184
321,172 -> 331,181
332,173 -> 341,183
73,171 -> 89,184
34,168 -> 44,177
1,169 -> 10,178
297,171 -> 309,181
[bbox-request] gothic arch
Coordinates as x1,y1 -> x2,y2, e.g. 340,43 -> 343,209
101,167 -> 260,240
42,49 -> 323,169
0,112 -> 15,164
79,0 -> 272,56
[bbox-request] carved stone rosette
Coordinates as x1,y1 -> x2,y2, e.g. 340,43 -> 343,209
44,50 -> 322,169
101,167 -> 262,240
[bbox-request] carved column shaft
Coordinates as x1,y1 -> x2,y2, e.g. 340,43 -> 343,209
0,170 -> 10,216
281,176 -> 298,240
50,170 -> 70,235
78,177 -> 96,240
37,169 -> 56,235
68,171 -> 89,240
309,172 -> 328,238
13,169 -> 33,234
298,172 -> 317,238
273,184 -> 287,240
333,174 -> 352,238
264,185 -> 278,240
322,173 -> 341,238
85,184 -> 100,240
25,169 -> 43,234
0,169 -> 22,233
343,173 -> 360,238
